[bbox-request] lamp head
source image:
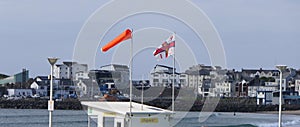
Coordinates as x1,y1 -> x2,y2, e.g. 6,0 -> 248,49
276,65 -> 287,72
48,57 -> 59,65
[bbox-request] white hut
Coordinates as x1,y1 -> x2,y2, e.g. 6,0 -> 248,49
81,101 -> 173,127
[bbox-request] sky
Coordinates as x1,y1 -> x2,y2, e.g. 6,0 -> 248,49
1,0 -> 300,78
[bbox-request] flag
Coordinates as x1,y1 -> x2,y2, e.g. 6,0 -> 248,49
101,29 -> 132,52
153,42 -> 168,58
165,34 -> 175,58
153,34 -> 175,59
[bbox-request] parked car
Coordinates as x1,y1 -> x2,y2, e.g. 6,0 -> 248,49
7,95 -> 22,100
31,94 -> 40,98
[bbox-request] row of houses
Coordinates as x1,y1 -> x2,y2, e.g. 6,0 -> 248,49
150,64 -> 300,105
2,61 -> 300,105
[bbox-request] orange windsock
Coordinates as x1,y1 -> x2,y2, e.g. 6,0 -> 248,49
101,29 -> 132,52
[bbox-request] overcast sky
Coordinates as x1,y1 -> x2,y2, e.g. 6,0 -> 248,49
1,0 -> 300,78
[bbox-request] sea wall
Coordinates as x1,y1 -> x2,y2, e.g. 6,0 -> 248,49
1,97 -> 300,112
144,97 -> 300,112
0,98 -> 82,110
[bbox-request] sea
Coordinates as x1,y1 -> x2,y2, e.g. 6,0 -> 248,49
0,109 -> 299,127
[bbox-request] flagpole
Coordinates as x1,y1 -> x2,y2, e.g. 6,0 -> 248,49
141,74 -> 144,110
130,29 -> 133,116
172,33 -> 176,112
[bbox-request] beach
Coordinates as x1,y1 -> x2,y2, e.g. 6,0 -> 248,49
259,110 -> 300,115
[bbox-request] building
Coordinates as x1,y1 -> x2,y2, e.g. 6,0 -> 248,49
185,64 -> 211,90
241,68 -> 279,78
82,102 -> 172,127
54,61 -> 88,79
179,73 -> 188,87
257,91 -> 273,105
272,91 -> 300,105
0,87 -> 7,97
0,69 -> 29,86
75,79 -> 100,99
7,89 -> 33,97
75,71 -> 89,81
184,64 -> 231,97
30,76 -> 76,97
75,66 -> 129,99
235,80 -> 249,97
30,76 -> 56,96
233,68 -> 287,98
295,79 -> 300,95
100,64 -> 129,86
214,81 -> 232,97
150,64 -> 180,87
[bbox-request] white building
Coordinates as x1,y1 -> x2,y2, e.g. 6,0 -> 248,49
248,85 -> 278,98
179,73 -> 189,87
187,74 -> 203,88
241,69 -> 279,78
100,64 -> 129,86
256,91 -> 273,105
295,80 -> 300,95
276,78 -> 287,91
7,89 -> 32,97
184,64 -> 230,97
30,76 -> 58,96
214,82 -> 232,97
75,71 -> 89,81
150,65 -> 180,87
82,102 -> 172,127
54,62 -> 88,79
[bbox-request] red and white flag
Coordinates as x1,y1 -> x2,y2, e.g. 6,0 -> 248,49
153,34 -> 175,59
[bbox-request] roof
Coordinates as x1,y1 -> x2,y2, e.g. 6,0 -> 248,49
241,69 -> 279,74
151,71 -> 180,75
154,64 -> 174,70
35,76 -> 49,81
185,70 -> 210,75
55,64 -> 64,67
63,61 -> 78,66
0,73 -> 9,79
81,101 -> 172,116
100,64 -> 129,69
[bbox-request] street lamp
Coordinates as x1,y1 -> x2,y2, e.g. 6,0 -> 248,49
48,57 -> 58,127
276,65 -> 287,127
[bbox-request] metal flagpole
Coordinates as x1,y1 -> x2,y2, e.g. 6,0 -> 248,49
141,75 -> 144,110
129,29 -> 133,117
172,33 -> 176,112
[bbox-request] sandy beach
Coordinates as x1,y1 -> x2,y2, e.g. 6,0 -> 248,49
259,110 -> 300,115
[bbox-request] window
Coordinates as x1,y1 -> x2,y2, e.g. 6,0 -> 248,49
162,79 -> 168,83
180,79 -> 185,83
117,122 -> 121,127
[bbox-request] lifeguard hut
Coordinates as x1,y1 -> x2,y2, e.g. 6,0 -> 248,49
81,101 -> 173,127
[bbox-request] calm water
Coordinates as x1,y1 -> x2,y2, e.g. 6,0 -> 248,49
0,109 -> 299,127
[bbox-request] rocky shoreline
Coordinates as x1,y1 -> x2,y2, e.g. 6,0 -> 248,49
0,98 -> 82,110
1,97 -> 300,112
146,97 -> 300,112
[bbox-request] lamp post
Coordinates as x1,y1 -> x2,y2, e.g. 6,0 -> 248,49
48,57 -> 58,127
276,65 -> 287,127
